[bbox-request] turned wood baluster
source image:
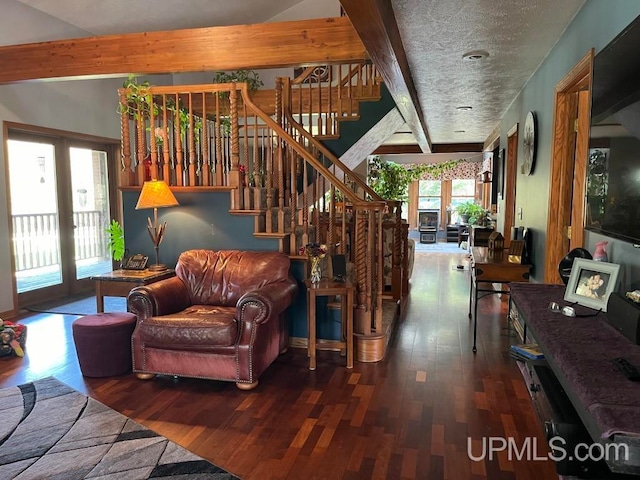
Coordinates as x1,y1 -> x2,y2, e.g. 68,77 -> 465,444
118,90 -> 134,186
149,94 -> 159,181
401,221 -> 410,299
328,184 -> 336,255
302,160 -> 309,248
174,93 -> 184,187
215,93 -> 223,186
265,132 -> 274,233
275,78 -> 283,130
376,208 -> 384,332
289,147 -> 298,253
366,208 -> 375,330
354,207 -> 370,335
392,201 -> 403,301
230,85 -> 241,208
162,95 -> 171,183
201,93 -> 210,186
187,93 -> 196,186
135,103 -> 146,186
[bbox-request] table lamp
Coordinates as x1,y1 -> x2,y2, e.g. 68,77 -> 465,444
135,179 -> 179,271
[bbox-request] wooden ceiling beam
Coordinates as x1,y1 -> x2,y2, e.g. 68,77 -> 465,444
373,143 -> 484,155
0,17 -> 367,85
340,0 -> 432,154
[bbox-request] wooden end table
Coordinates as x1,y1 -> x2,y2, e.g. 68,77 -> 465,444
306,279 -> 354,370
91,269 -> 175,312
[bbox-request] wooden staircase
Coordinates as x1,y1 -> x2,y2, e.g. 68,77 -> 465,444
117,63 -> 412,362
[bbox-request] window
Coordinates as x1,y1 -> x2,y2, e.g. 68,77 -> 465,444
450,179 -> 475,223
418,180 -> 441,210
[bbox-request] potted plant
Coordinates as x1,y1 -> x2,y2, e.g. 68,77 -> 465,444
106,219 -> 127,266
455,201 -> 488,225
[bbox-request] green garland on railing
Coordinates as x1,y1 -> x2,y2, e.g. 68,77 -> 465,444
367,156 -> 465,201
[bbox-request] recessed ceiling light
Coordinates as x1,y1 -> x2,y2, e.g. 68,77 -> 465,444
456,106 -> 473,111
462,50 -> 489,61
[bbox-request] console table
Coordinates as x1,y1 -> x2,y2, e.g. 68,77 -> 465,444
510,283 -> 640,476
469,247 -> 531,352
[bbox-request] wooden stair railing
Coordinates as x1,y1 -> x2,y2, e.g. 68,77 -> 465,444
118,72 -> 408,361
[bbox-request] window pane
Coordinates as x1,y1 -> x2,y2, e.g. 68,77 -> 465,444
418,180 -> 441,196
418,197 -> 441,210
452,179 -> 475,196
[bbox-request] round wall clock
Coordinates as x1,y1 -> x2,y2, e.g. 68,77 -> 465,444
521,111 -> 537,175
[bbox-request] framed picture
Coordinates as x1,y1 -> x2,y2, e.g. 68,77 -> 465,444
564,258 -> 620,311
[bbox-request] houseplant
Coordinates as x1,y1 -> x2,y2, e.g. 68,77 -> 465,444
455,201 -> 489,225
106,219 -> 126,264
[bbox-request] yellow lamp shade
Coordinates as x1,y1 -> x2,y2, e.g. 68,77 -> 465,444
135,180 -> 179,210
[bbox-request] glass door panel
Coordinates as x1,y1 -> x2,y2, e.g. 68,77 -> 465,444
69,147 -> 112,280
8,140 -> 62,293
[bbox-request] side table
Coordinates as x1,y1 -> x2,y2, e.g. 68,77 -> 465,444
91,269 -> 175,312
306,279 -> 354,370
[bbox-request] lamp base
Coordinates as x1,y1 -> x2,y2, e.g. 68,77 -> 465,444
148,263 -> 168,272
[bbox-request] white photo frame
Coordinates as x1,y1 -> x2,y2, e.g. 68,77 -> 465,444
564,258 -> 620,312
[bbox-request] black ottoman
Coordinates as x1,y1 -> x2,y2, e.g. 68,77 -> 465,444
72,312 -> 137,377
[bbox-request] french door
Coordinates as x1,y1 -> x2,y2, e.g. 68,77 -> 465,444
6,127 -> 118,307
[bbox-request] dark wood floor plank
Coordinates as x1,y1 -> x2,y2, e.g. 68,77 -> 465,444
0,250 -> 558,479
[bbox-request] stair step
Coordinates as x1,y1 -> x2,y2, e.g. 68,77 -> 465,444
229,209 -> 265,216
254,232 -> 290,239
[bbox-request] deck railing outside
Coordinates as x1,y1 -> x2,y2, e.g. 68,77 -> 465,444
12,210 -> 107,272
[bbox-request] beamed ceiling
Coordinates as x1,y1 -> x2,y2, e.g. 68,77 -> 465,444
3,0 -> 587,159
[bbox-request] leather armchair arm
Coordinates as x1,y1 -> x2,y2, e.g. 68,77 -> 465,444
236,280 -> 298,325
128,276 -> 191,320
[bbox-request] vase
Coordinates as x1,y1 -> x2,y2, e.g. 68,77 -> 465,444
593,241 -> 608,262
309,256 -> 321,283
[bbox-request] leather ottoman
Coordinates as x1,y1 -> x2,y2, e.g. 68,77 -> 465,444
72,312 -> 137,377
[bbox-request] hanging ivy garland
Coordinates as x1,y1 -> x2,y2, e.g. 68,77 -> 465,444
368,157 -> 467,201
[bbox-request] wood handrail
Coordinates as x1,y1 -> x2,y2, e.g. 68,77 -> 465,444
238,83 -> 383,210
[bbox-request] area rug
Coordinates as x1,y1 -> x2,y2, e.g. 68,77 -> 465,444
0,376 -> 239,479
27,295 -> 127,316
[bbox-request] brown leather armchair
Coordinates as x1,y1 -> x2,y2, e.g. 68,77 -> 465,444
128,249 -> 298,390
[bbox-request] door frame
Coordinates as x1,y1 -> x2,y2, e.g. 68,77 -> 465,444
543,50 -> 593,284
503,123 -> 519,248
3,121 -> 120,310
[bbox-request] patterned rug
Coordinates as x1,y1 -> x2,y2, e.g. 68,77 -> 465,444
0,377 -> 239,479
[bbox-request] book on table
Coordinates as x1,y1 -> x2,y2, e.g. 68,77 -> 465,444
510,343 -> 544,360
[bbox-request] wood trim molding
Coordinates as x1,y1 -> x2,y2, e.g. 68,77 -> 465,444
0,17 -> 366,84
544,50 -> 593,284
503,128 -> 518,247
340,0 -> 431,153
483,123 -> 501,151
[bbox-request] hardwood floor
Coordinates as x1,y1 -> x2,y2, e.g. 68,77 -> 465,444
0,251 -> 557,479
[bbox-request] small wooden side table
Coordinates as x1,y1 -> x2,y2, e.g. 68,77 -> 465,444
91,269 -> 175,312
306,279 -> 354,370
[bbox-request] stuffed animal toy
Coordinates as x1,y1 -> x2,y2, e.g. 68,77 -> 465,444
0,318 -> 26,357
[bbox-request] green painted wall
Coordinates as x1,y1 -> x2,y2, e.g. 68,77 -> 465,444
497,1 -> 640,287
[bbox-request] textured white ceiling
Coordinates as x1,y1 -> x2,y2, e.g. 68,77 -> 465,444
391,0 -> 586,144
13,0 -> 587,149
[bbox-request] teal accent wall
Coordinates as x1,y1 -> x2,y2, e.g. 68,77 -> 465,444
121,190 -> 342,340
497,1 -> 640,287
321,84 -> 396,158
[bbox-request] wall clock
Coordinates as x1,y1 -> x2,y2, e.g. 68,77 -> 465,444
521,111 -> 537,175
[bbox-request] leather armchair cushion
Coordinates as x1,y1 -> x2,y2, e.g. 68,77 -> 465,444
139,305 -> 237,349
